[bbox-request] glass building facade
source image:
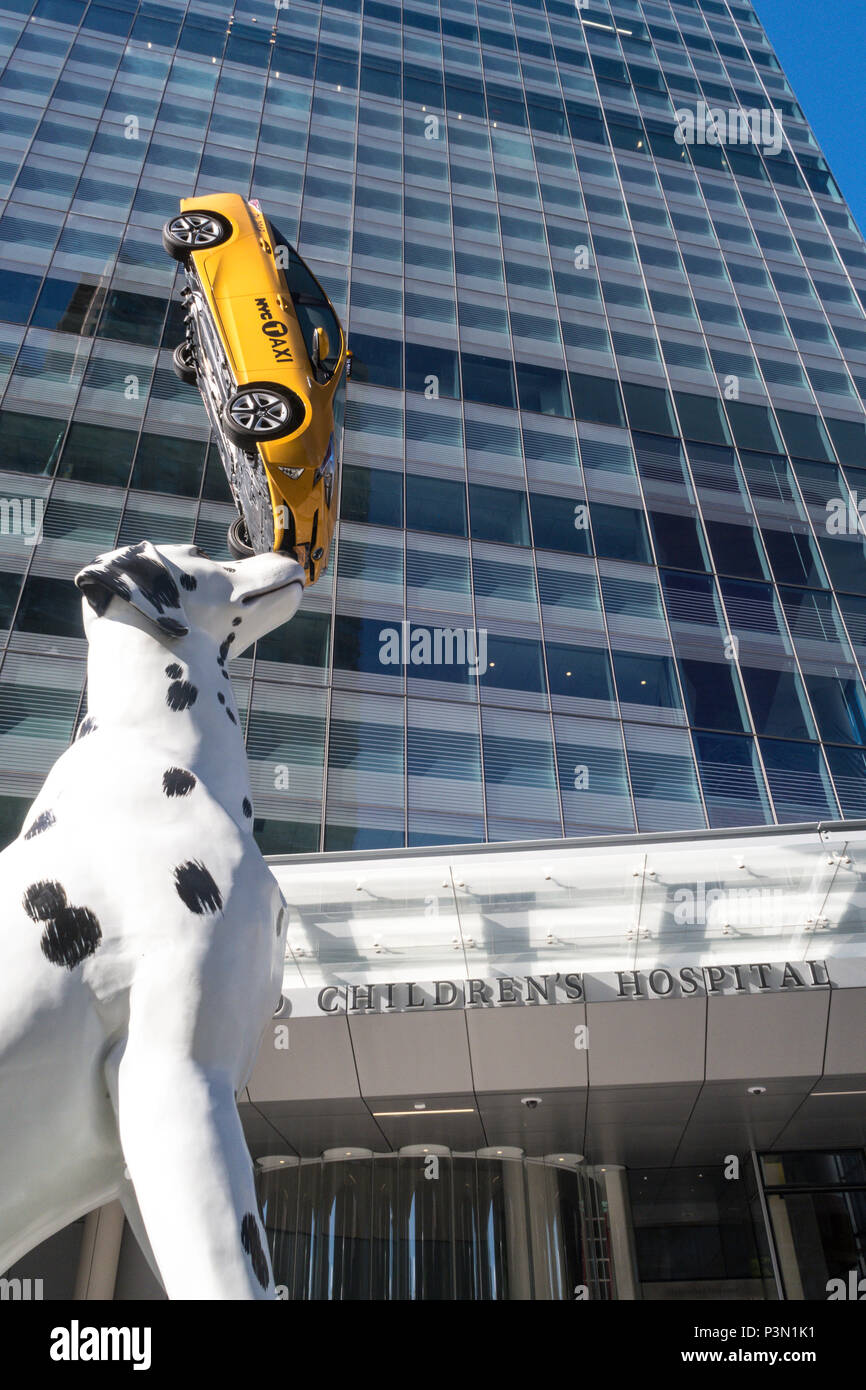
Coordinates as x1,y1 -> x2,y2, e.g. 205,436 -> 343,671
1,0 -> 866,859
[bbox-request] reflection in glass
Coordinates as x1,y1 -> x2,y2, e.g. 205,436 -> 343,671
257,1152 -> 612,1300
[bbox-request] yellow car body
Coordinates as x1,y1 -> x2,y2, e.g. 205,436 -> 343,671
163,191 -> 348,584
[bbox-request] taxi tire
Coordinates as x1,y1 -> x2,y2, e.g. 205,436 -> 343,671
171,341 -> 197,385
161,210 -> 232,262
227,517 -> 256,560
221,382 -> 304,448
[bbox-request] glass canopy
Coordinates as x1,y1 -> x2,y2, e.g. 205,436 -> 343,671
268,821 -> 866,992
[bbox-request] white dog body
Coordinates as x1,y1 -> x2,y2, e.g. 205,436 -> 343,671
0,541 -> 305,1299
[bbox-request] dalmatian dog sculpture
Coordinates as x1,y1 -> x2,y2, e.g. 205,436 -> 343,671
0,540 -> 305,1299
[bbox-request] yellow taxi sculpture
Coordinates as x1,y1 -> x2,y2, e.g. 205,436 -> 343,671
162,192 -> 349,584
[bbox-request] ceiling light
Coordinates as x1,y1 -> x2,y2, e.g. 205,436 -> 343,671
372,1107 -> 475,1117
813,1089 -> 866,1097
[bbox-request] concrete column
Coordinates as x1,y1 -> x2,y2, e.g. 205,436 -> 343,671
74,1201 -> 125,1301
600,1166 -> 639,1300
498,1154 -> 533,1301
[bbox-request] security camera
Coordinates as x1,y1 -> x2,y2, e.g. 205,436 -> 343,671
521,1096 -> 542,1110
747,1085 -> 767,1096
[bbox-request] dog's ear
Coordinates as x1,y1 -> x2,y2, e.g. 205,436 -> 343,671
74,541 -> 189,636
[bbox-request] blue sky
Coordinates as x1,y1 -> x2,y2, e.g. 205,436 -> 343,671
754,0 -> 866,234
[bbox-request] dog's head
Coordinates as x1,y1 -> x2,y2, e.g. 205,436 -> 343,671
74,541 -> 304,654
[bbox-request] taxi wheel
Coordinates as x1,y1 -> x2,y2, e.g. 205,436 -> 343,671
227,517 -> 256,560
171,341 -> 197,385
222,383 -> 304,448
162,211 -> 232,262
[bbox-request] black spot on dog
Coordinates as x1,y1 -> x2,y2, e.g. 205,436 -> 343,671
24,809 -> 55,840
166,680 -> 198,711
240,1213 -> 270,1291
242,797 -> 252,819
163,767 -> 196,798
226,708 -> 237,725
165,663 -> 183,679
232,617 -> 242,627
77,570 -> 130,616
218,642 -> 230,663
179,571 -> 197,591
173,860 -> 222,914
76,715 -> 97,741
218,692 -> 226,706
22,880 -> 102,970
275,905 -> 285,937
222,669 -> 229,679
224,632 -> 236,646
77,543 -> 186,632
23,881 -> 67,922
117,541 -> 182,614
39,908 -> 101,970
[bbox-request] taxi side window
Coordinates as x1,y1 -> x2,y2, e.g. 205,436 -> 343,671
270,224 -> 341,381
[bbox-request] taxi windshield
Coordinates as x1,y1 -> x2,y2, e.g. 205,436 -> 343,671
268,222 -> 342,380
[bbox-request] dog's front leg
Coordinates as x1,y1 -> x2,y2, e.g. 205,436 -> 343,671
113,1043 -> 274,1300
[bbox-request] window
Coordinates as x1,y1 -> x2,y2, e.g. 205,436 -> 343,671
340,465 -> 403,528
30,277 -> 104,337
649,511 -> 709,571
825,417 -> 866,466
740,667 -> 815,740
705,521 -> 770,581
0,412 -> 65,477
530,492 -> 592,555
0,572 -> 22,629
405,342 -> 459,398
678,658 -> 748,732
15,575 -> 83,638
516,361 -> 572,417
569,372 -> 625,427
546,642 -> 615,703
333,615 -> 403,677
98,290 -> 166,347
694,731 -> 773,827
256,610 -> 330,668
759,739 -> 838,821
622,382 -> 677,435
130,434 -> 205,498
346,331 -> 402,389
480,634 -> 546,694
469,484 -> 530,546
591,503 -> 652,563
673,392 -> 732,445
824,745 -> 866,817
0,270 -> 42,325
803,673 -> 866,746
614,652 -> 682,711
406,474 -> 467,537
723,400 -> 784,453
461,352 -> 517,409
775,408 -> 835,463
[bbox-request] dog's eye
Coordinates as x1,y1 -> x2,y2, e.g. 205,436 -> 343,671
193,547 -> 210,560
